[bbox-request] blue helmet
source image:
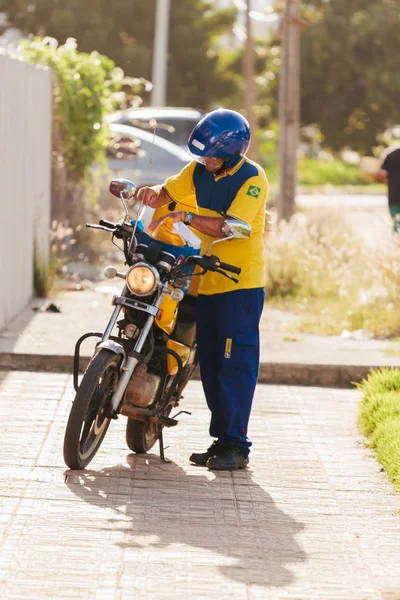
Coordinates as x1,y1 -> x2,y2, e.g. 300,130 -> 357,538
188,109 -> 250,166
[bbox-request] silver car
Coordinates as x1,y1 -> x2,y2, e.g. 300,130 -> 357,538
106,107 -> 204,150
98,123 -> 191,225
106,123 -> 191,187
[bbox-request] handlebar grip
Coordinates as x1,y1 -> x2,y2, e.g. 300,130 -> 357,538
99,219 -> 117,229
191,256 -> 204,266
217,261 -> 241,275
86,223 -> 115,232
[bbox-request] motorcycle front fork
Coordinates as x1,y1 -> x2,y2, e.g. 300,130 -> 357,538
105,288 -> 165,415
100,288 -> 189,462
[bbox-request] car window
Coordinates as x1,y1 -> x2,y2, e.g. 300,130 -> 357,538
106,133 -> 145,160
119,117 -> 199,146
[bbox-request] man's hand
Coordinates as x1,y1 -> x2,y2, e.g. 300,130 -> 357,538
375,170 -> 388,184
146,211 -> 184,234
137,186 -> 161,208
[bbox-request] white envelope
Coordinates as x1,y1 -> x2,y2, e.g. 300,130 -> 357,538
173,222 -> 201,249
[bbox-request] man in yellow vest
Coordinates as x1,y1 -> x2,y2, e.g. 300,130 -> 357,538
138,109 -> 268,470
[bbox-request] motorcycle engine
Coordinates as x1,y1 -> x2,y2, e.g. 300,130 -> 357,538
125,363 -> 161,407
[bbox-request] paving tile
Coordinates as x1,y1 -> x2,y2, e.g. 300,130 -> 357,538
0,373 -> 399,599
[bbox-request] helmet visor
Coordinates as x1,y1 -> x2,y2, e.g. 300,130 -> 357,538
188,151 -> 231,169
188,149 -> 206,165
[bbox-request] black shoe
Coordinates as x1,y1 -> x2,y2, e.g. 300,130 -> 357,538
206,444 -> 248,471
189,441 -> 221,466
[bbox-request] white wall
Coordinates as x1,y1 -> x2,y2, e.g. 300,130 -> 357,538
0,54 -> 52,330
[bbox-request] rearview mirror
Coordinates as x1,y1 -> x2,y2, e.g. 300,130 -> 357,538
223,219 -> 252,239
109,178 -> 137,200
109,178 -> 144,222
206,219 -> 252,254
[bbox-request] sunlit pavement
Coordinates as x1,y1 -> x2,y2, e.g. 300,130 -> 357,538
297,193 -> 390,248
1,372 -> 400,599
297,193 -> 387,208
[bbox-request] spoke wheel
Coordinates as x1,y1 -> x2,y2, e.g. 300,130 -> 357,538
63,350 -> 121,469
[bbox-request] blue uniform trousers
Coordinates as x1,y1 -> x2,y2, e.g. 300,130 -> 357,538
195,288 -> 264,458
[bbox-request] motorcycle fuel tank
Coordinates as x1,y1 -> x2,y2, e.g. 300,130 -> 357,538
156,292 -> 178,335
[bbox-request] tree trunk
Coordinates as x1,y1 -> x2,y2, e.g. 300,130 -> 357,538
244,0 -> 258,161
278,0 -> 301,220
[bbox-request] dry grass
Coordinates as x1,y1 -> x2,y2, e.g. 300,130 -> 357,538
33,240 -> 56,298
33,221 -> 78,298
265,208 -> 400,338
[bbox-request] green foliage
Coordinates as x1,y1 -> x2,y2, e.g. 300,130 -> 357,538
297,158 -> 370,187
258,122 -> 379,187
3,0 -> 399,153
257,122 -> 279,183
258,147 -> 376,188
358,368 -> 400,489
17,37 -> 122,181
167,1 -> 237,108
254,42 -> 281,124
216,39 -> 281,123
301,0 -> 400,152
0,0 -> 238,110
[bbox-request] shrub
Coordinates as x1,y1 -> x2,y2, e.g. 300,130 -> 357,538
13,37 -> 145,229
358,369 -> 400,490
297,157 -> 369,187
18,37 -> 122,181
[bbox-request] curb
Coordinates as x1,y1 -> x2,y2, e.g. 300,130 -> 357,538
0,353 -> 89,374
0,352 -> 392,387
258,362 -> 376,388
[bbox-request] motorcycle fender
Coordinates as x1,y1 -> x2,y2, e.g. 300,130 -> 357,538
97,340 -> 126,368
166,339 -> 190,375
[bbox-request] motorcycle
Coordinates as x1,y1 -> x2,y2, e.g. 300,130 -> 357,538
63,178 -> 251,469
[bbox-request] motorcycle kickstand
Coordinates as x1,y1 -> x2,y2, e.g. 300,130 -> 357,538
158,425 -> 171,463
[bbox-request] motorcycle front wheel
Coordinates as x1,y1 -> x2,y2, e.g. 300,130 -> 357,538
63,349 -> 122,469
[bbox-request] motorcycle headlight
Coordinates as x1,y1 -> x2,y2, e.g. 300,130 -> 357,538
126,262 -> 159,296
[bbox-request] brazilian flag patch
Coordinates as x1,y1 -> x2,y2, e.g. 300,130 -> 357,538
246,185 -> 261,198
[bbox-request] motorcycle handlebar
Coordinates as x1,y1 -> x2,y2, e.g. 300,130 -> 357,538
99,219 -> 117,229
86,220 -> 134,240
86,223 -> 115,232
216,261 -> 241,275
189,255 -> 241,276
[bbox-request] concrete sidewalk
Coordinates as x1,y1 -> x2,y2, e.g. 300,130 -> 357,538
0,284 -> 399,386
1,372 -> 400,599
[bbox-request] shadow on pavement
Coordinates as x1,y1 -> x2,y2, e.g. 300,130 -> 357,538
65,453 -> 307,588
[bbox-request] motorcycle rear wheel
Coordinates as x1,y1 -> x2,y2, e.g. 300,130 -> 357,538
63,349 -> 121,469
126,400 -> 175,454
125,418 -> 159,454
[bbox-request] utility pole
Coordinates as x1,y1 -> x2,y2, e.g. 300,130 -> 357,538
278,0 -> 301,220
151,0 -> 170,106
244,0 -> 258,160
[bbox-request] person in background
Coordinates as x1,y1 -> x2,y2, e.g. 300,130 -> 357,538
137,109 -> 268,471
374,145 -> 400,232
